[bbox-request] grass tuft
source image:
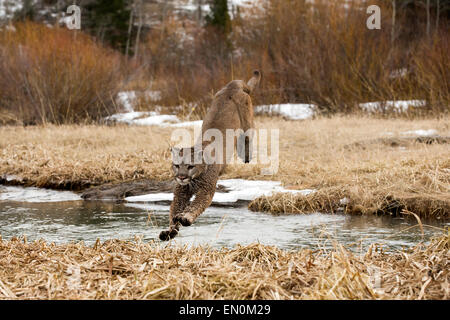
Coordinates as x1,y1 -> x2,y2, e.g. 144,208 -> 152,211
0,22 -> 124,125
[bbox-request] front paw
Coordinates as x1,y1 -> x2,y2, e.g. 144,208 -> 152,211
159,228 -> 178,241
174,213 -> 194,227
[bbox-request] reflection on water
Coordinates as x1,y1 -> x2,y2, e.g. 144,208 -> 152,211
0,200 -> 447,252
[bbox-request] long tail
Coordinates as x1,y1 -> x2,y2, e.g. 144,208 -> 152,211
245,70 -> 261,94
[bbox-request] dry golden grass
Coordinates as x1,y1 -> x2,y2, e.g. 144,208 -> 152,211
246,116 -> 450,218
0,116 -> 449,217
0,234 -> 448,300
0,125 -> 173,189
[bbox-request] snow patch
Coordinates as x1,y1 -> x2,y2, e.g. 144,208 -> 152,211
125,193 -> 173,203
125,179 -> 316,204
105,111 -> 201,127
116,90 -> 162,112
401,129 -> 438,137
107,90 -> 201,127
132,114 -> 180,126
360,100 -> 426,113
255,104 -> 317,120
106,111 -> 155,123
3,174 -> 21,182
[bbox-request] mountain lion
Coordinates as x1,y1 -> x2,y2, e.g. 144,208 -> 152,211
159,70 -> 261,241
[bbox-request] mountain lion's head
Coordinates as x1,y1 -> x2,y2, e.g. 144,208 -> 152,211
171,147 -> 205,186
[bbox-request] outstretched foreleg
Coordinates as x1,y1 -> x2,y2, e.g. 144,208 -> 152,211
173,173 -> 218,227
174,187 -> 215,227
159,185 -> 193,241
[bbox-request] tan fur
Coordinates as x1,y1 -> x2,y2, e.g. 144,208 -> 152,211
159,70 -> 261,241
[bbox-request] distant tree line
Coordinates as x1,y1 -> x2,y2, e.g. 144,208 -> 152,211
2,0 -> 233,56
3,0 -> 448,56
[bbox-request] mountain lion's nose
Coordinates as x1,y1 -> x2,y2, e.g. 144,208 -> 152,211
178,175 -> 187,180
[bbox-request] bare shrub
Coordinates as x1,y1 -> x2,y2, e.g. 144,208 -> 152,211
137,0 -> 448,116
0,22 -> 124,125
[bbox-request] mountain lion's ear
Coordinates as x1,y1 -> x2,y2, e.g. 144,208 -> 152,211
171,146 -> 180,154
193,148 -> 203,164
171,147 -> 183,164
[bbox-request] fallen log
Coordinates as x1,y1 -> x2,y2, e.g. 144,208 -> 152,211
81,179 -> 229,201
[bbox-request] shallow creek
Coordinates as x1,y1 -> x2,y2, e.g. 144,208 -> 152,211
0,186 -> 447,252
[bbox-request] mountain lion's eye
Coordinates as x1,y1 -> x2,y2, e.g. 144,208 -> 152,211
187,165 -> 194,170
174,164 -> 179,168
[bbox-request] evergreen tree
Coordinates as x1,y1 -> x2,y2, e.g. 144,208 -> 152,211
205,0 -> 231,35
82,0 -> 133,53
14,0 -> 36,21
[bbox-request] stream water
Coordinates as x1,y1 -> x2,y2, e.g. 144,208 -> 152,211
0,186 -> 447,252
